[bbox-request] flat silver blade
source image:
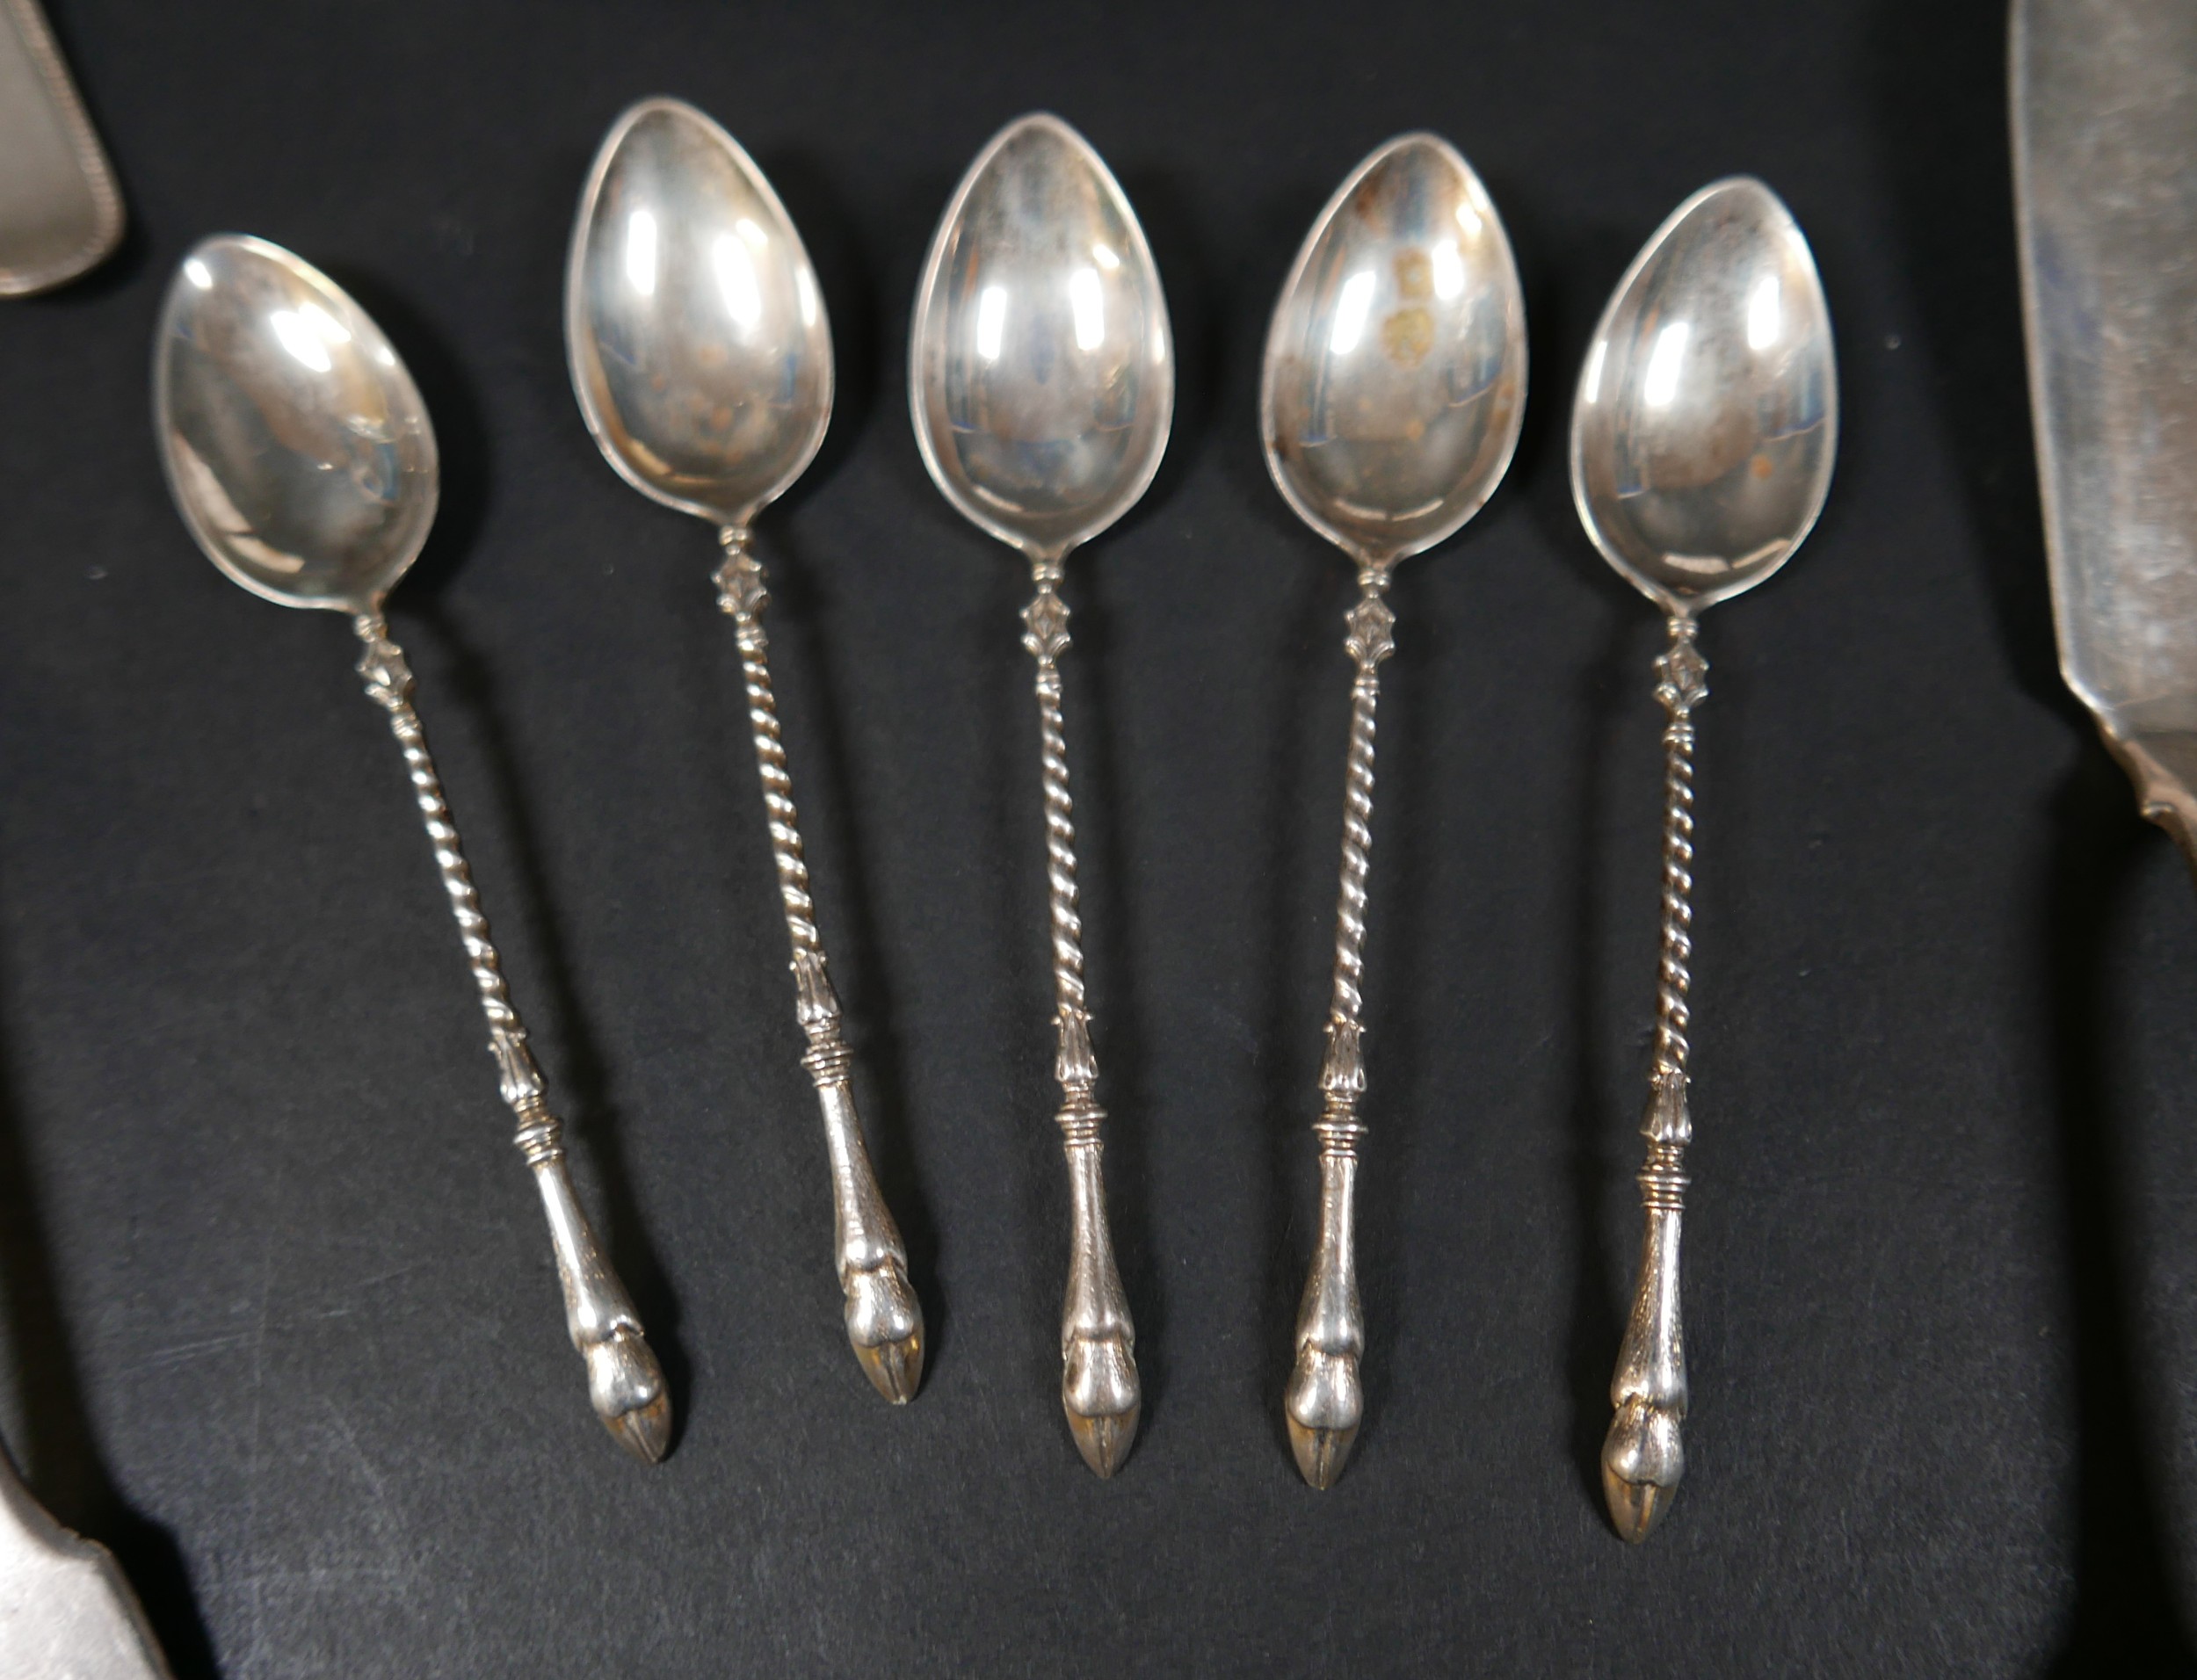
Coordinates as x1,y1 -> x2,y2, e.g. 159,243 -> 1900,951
2015,0 -> 2197,858
0,0 -> 121,296
0,1448 -> 170,1678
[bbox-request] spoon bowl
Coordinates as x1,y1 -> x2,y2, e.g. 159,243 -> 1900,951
568,98 -> 831,528
154,235 -> 437,613
909,112 -> 1172,563
1261,132 -> 1526,568
1570,177 -> 1837,614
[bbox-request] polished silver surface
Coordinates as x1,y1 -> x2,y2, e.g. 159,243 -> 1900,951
1569,179 -> 1836,1541
910,112 -> 1172,566
0,1445 -> 170,1677
910,112 -> 1171,1476
0,0 -> 122,296
569,98 -> 924,1402
155,236 -> 436,615
1259,134 -> 1526,1489
568,98 -> 831,527
154,235 -> 670,1461
1262,133 -> 1526,568
2015,0 -> 2197,871
1570,179 -> 1836,614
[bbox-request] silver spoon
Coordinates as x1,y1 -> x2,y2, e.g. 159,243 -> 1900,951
1260,134 -> 1527,1489
153,235 -> 671,1462
1569,177 -> 1837,1541
566,96 -> 924,1405
909,112 -> 1171,1477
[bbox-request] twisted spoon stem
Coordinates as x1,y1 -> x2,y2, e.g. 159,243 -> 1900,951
351,612 -> 669,1462
1021,560 -> 1139,1477
1287,564 -> 1396,1489
1604,611 -> 1708,1541
714,529 -> 923,1403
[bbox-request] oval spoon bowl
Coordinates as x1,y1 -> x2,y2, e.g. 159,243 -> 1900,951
568,96 -> 832,527
909,111 -> 1172,561
1261,132 -> 1526,566
1569,177 -> 1837,613
154,235 -> 436,612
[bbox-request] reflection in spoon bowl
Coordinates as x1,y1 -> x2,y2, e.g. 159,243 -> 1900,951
567,98 -> 831,527
1263,134 -> 1525,566
156,236 -> 434,610
910,112 -> 1171,561
1570,178 -> 1836,612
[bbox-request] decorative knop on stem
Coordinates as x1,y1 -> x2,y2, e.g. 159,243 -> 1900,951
713,526 -> 924,1402
1604,611 -> 1708,1542
1021,559 -> 1139,1476
351,611 -> 670,1463
1287,563 -> 1395,1489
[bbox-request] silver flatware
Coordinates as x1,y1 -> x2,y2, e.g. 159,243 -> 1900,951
909,112 -> 1172,1476
0,0 -> 122,295
2015,0 -> 2197,870
152,235 -> 670,1461
0,12 -> 153,1648
567,97 -> 924,1404
0,1446 -> 170,1677
1259,133 -> 1527,1489
1569,178 -> 1837,1540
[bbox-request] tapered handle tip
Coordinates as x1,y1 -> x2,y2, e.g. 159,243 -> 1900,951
1065,1405 -> 1139,1479
586,1327 -> 672,1464
854,1333 -> 924,1406
1285,1344 -> 1363,1489
1601,1397 -> 1683,1542
1601,1469 -> 1674,1545
845,1258 -> 926,1404
1062,1332 -> 1140,1477
1287,1418 -> 1358,1492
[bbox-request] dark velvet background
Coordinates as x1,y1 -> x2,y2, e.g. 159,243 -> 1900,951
3,0 -> 2192,1672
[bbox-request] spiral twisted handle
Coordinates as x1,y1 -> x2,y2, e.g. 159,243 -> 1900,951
1021,561 -> 1138,1477
1604,612 -> 1709,1541
1649,623 -> 1701,1088
352,612 -> 669,1462
1026,599 -> 1091,1052
1287,565 -> 1395,1489
714,529 -> 923,1403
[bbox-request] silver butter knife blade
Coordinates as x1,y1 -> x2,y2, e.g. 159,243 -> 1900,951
2014,0 -> 2197,863
0,0 -> 121,296
0,1447 -> 170,1678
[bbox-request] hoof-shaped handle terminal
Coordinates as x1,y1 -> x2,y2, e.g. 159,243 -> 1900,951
844,1255 -> 925,1405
